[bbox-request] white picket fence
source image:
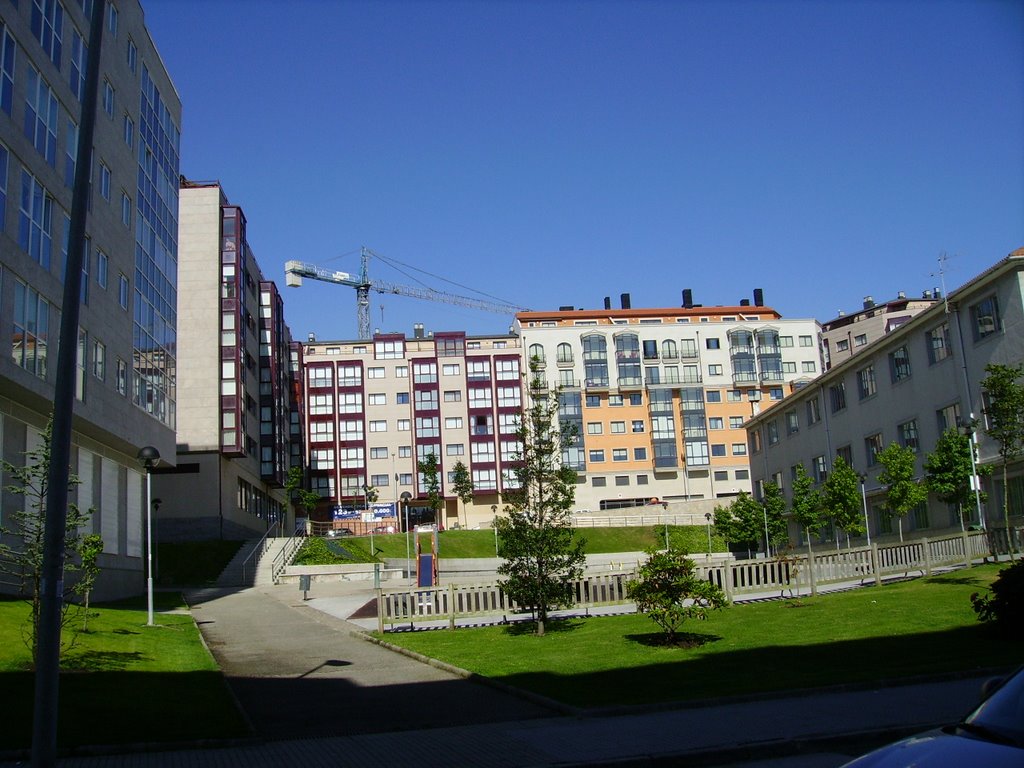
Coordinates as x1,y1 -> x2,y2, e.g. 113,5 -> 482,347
375,530 -> 992,632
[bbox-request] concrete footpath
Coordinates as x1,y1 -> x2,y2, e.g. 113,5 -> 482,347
2,576 -> 1002,767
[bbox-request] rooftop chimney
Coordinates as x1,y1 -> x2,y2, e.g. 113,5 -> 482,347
559,305 -> 574,311
604,296 -> 611,310
863,296 -> 875,310
682,289 -> 693,309
753,288 -> 764,307
923,289 -> 932,299
620,293 -> 631,310
897,290 -> 906,300
933,286 -> 941,299
413,323 -> 424,339
740,299 -> 750,306
307,332 -> 316,343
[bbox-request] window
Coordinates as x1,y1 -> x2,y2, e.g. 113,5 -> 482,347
121,192 -> 131,225
94,249 -> 108,289
471,442 -> 495,462
629,393 -> 642,405
375,338 -> 403,359
732,443 -> 747,456
634,447 -> 647,461
444,417 -> 463,429
395,365 -> 408,378
829,382 -> 846,413
339,420 -> 363,440
727,389 -> 743,402
857,365 -> 876,399
711,444 -> 726,457
25,68 -> 59,165
32,0 -> 64,65
709,417 -> 724,430
13,281 -> 50,377
729,416 -> 745,429
107,2 -> 118,35
608,420 -> 626,434
898,419 -> 920,451
865,433 -> 884,467
0,26 -> 15,116
398,446 -> 412,458
99,163 -> 111,200
339,393 -> 362,413
496,358 -> 519,379
75,328 -> 86,401
414,389 -> 438,410
529,343 -> 545,363
413,362 -> 437,383
116,358 -> 127,395
497,387 -> 520,408
19,171 -> 54,268
446,443 -> 464,456
368,393 -> 386,406
467,359 -> 490,380
370,447 -> 388,460
102,80 -> 114,117
779,336 -> 794,348
936,402 -> 961,433
307,366 -> 333,388
812,455 -> 828,483
472,469 -> 497,491
468,388 -> 492,408
889,346 -> 912,382
680,338 -> 698,358
805,396 -> 820,424
70,27 -> 86,100
706,390 -> 721,403
927,323 -> 951,364
415,416 -> 439,438
706,338 -> 720,350
586,394 -> 601,408
854,334 -> 868,347
499,413 -> 519,434
440,363 -> 460,376
586,422 -> 603,435
836,339 -> 849,352
971,295 -> 1000,341
127,38 -> 137,72
66,120 -> 80,186
367,366 -> 385,378
632,420 -> 645,433
588,450 -> 605,463
785,410 -> 799,434
708,364 -> 723,376
802,361 -> 817,373
799,335 -> 813,347
443,390 -> 461,402
767,421 -> 779,445
308,394 -> 333,414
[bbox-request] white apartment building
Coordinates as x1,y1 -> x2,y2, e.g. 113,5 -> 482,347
514,290 -> 823,512
746,250 -> 1024,545
302,329 -> 524,530
0,1 -> 180,599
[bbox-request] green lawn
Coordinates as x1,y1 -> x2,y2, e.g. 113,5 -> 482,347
384,564 -> 1020,708
0,593 -> 249,752
308,525 -> 728,562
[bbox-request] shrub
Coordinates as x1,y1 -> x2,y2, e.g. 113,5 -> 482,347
970,559 -> 1024,635
627,547 -> 727,643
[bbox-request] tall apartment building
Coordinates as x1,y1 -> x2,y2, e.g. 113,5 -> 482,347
0,2 -> 180,599
302,329 -> 523,529
152,180 -> 301,541
514,291 -> 822,511
821,292 -> 939,370
746,250 -> 1024,545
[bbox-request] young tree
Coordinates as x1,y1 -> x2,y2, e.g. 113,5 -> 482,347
821,455 -> 864,548
496,361 -> 585,636
628,547 -> 727,644
981,363 -> 1024,552
924,427 -> 990,530
713,494 -> 762,559
417,452 -> 444,526
76,534 -> 104,631
450,460 -> 474,529
284,465 -> 323,530
0,421 -> 93,661
790,464 -> 825,559
762,481 -> 789,555
876,442 -> 928,542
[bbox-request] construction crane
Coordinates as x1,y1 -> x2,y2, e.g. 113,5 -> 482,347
285,247 -> 530,339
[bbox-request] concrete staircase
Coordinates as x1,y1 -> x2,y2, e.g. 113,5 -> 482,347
215,536 -> 295,587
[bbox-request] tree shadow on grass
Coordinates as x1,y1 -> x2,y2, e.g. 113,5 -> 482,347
625,631 -> 722,649
924,575 -> 989,587
63,650 -> 145,672
502,617 -> 585,636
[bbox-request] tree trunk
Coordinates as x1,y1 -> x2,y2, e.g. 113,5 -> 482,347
898,516 -> 904,543
1003,461 -> 1014,557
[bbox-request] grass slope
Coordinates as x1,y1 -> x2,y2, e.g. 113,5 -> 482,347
384,564 -> 1019,708
0,593 -> 249,751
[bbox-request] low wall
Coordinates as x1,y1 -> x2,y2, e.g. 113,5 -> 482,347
280,563 -> 403,584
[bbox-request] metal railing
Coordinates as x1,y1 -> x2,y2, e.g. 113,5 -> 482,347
271,534 -> 306,584
240,521 -> 280,585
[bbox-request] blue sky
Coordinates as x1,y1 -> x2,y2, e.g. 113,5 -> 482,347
142,0 -> 1024,341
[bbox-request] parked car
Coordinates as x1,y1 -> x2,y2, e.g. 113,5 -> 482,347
326,527 -> 353,538
841,667 -> 1024,767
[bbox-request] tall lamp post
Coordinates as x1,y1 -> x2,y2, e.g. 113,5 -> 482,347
963,423 -> 986,531
401,491 -> 413,582
704,512 -> 713,555
137,446 -> 161,626
858,473 -> 871,547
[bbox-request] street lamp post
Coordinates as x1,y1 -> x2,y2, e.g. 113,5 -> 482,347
859,473 -> 871,547
137,446 -> 161,627
704,512 -> 712,554
963,424 -> 986,531
400,491 -> 413,582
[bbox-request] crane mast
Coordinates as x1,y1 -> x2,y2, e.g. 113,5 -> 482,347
285,247 -> 528,339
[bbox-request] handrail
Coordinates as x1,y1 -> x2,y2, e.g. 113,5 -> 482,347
271,534 -> 305,584
240,520 -> 280,585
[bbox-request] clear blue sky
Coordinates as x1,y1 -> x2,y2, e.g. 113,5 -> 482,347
142,0 -> 1023,341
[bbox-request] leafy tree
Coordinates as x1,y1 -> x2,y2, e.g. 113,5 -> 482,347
790,464 -> 825,558
496,360 -> 585,636
713,493 -> 762,558
417,452 -> 443,525
628,547 -> 727,643
284,465 -> 322,527
450,460 -> 474,528
970,559 -> 1024,635
981,363 -> 1024,552
363,484 -> 379,506
821,455 -> 864,548
876,442 -> 928,542
924,427 -> 990,530
762,481 -> 789,554
0,421 -> 92,662
77,534 -> 104,631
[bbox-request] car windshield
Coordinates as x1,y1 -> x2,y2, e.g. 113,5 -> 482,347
962,668 -> 1024,746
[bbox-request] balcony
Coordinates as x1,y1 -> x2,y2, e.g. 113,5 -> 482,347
732,371 -> 759,386
618,376 -> 644,391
